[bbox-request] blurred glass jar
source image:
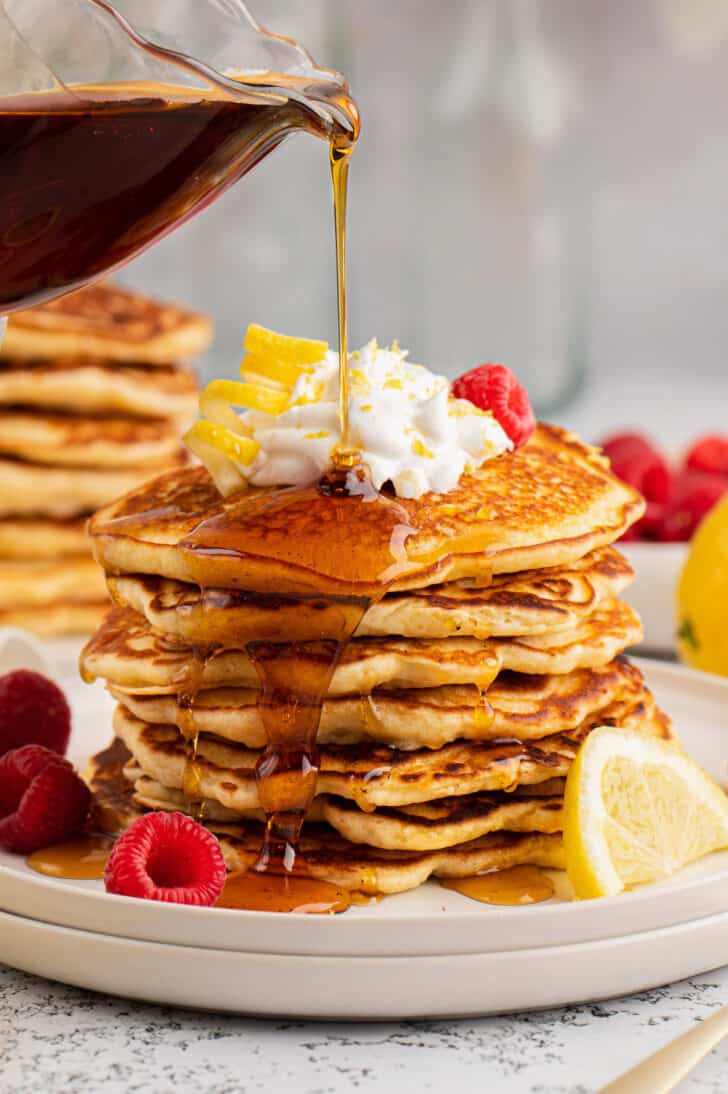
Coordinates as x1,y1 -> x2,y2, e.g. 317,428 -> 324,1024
124,0 -> 596,410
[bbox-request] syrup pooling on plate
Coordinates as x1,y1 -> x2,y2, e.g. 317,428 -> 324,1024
441,866 -> 555,906
216,868 -> 351,914
27,834 -> 115,880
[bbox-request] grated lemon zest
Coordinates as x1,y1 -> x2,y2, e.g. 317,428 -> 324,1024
412,437 -> 434,459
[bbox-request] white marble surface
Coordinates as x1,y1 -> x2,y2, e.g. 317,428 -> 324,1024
0,962 -> 725,1093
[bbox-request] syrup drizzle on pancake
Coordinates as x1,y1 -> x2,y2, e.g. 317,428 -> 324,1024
179,463 -> 419,910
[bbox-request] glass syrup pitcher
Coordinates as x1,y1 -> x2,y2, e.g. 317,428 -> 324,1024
0,0 -> 359,313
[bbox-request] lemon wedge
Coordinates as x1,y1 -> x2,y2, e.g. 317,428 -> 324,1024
243,323 -> 327,366
563,726 -> 728,899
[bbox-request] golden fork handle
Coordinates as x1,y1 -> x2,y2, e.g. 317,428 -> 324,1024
600,1004 -> 728,1094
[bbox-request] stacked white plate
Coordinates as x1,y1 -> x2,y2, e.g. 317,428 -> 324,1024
620,542 -> 688,653
0,648 -> 726,1019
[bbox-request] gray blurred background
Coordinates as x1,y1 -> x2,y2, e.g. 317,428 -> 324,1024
119,0 -> 728,445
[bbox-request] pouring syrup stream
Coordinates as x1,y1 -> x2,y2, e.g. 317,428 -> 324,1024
330,137 -> 356,464
175,107 -> 396,912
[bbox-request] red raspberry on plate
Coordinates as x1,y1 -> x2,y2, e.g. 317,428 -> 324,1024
0,745 -> 90,854
685,435 -> 728,477
0,669 -> 71,758
659,470 -> 728,541
452,363 -> 536,449
104,812 -> 226,906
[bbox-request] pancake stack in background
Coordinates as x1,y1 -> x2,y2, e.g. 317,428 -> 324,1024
81,425 -> 675,895
0,283 -> 210,636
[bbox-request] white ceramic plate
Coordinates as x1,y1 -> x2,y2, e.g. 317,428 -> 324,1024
1,907 -> 726,1019
0,657 -> 726,1017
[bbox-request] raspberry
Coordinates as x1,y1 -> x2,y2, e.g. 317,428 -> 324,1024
452,364 -> 536,449
659,471 -> 728,542
601,433 -> 673,505
621,501 -> 664,542
601,432 -> 657,466
685,435 -> 728,477
104,812 -> 226,906
0,669 -> 71,758
0,745 -> 90,853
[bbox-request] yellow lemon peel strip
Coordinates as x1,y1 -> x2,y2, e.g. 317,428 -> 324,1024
184,422 -> 251,497
202,378 -> 289,417
185,419 -> 259,465
243,323 -> 327,366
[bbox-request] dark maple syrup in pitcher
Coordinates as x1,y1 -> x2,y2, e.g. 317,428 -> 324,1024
0,76 -> 359,312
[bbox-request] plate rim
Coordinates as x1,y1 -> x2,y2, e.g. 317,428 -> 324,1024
1,905 -> 727,1020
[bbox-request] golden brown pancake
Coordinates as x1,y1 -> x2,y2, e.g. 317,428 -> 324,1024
0,516 -> 90,559
319,791 -> 564,851
0,359 -> 198,421
194,822 -> 565,894
0,411 -> 185,469
0,282 -> 212,365
0,600 -> 108,637
110,661 -> 650,751
110,546 -> 634,643
86,740 -> 565,893
0,455 -> 187,519
131,769 -> 565,817
131,774 -> 564,851
81,600 -> 641,696
88,424 -> 644,595
361,547 -> 633,637
131,772 -> 247,824
83,606 -> 502,694
113,693 -> 673,812
0,557 -> 106,609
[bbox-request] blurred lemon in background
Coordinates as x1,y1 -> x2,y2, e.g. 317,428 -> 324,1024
677,495 -> 728,675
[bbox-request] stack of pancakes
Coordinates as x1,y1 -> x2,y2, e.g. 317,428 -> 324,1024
0,283 -> 210,635
82,425 -> 675,895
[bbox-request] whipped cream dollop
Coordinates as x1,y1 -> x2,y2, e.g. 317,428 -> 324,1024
240,341 -> 512,498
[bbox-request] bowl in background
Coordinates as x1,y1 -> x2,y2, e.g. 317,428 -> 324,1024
620,541 -> 688,655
